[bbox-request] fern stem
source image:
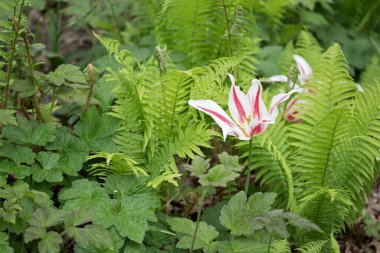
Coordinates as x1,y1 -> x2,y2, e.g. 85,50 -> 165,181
190,190 -> 205,253
84,63 -> 95,113
244,138 -> 253,194
2,0 -> 25,109
22,31 -> 46,123
222,0 -> 233,57
267,234 -> 272,253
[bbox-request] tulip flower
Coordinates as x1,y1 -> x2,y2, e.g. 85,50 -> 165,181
189,74 -> 298,141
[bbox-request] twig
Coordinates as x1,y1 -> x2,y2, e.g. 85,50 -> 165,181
22,31 -> 45,122
3,0 -> 26,109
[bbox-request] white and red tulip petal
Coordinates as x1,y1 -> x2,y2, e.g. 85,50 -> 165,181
227,74 -> 252,125
284,98 -> 301,122
247,79 -> 270,122
268,75 -> 288,83
293,54 -> 312,84
188,99 -> 242,140
268,89 -> 299,121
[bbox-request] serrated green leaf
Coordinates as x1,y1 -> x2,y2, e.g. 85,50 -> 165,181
0,160 -> 31,179
124,242 -> 146,253
94,192 -> 159,243
38,231 -> 62,253
31,152 -> 63,183
0,109 -> 16,125
218,152 -> 242,172
47,64 -> 86,86
74,107 -> 119,152
59,179 -> 111,212
47,127 -> 88,176
219,191 -> 276,236
199,164 -> 239,187
0,144 -> 35,165
167,218 -> 219,250
0,199 -> 22,224
0,232 -> 14,253
184,156 -> 210,177
2,122 -> 56,146
24,208 -> 64,243
65,210 -> 113,250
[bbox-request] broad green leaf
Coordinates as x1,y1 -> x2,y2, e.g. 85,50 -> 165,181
219,191 -> 276,236
184,156 -> 210,177
199,164 -> 239,187
65,210 -> 113,250
167,218 -> 219,250
218,152 -> 242,172
74,107 -> 119,152
0,109 -> 16,125
24,208 -> 64,243
0,232 -> 14,253
47,64 -> 86,86
124,242 -> 146,253
0,160 -> 31,179
104,174 -> 148,197
2,122 -> 56,146
94,193 -> 159,243
47,127 -> 88,176
0,199 -> 22,224
73,227 -> 124,253
38,231 -> 62,253
59,179 -> 111,212
0,144 -> 35,165
31,152 -> 63,182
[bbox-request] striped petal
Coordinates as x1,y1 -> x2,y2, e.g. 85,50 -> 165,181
227,74 -> 252,125
247,79 -> 270,122
189,99 -> 243,140
268,75 -> 288,83
268,89 -> 300,121
293,54 -> 312,84
284,98 -> 301,122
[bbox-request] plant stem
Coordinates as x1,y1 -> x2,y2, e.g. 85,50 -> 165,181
190,190 -> 205,253
3,0 -> 25,109
244,138 -> 253,194
84,63 -> 95,113
222,0 -> 233,57
22,32 -> 46,122
267,234 -> 272,253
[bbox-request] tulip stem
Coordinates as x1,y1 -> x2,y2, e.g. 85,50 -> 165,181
244,138 -> 253,194
190,190 -> 205,253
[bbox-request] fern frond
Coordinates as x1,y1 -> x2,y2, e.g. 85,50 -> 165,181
86,152 -> 148,178
296,187 -> 352,236
359,57 -> 380,88
157,0 -> 225,68
295,31 -> 323,68
296,240 -> 327,253
270,239 -> 291,253
289,43 -> 356,141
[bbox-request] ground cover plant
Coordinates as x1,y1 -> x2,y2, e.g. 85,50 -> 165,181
0,0 -> 380,252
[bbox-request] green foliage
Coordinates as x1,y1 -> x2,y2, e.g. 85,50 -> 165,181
46,64 -> 86,86
74,106 -> 119,152
219,191 -> 276,236
185,152 -> 243,188
167,218 -> 219,250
